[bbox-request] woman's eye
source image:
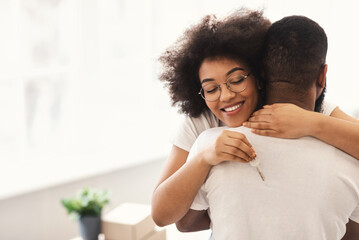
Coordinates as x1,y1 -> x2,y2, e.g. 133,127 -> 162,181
204,86 -> 218,94
230,77 -> 245,85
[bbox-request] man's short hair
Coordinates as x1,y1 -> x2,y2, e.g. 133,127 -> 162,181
262,15 -> 328,90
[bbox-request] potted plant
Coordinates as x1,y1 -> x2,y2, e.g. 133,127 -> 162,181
61,187 -> 110,240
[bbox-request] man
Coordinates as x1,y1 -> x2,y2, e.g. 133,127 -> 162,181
177,16 -> 359,239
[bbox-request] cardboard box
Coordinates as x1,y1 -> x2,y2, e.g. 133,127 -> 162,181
102,202 -> 156,240
143,227 -> 166,240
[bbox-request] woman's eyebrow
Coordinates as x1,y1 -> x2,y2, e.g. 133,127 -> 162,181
226,67 -> 245,76
201,78 -> 214,84
200,67 -> 245,84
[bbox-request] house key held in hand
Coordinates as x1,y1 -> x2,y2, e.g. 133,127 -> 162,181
250,157 -> 265,181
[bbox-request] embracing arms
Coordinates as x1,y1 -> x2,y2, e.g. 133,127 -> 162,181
244,103 -> 359,159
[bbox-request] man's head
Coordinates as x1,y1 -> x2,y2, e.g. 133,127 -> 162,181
262,15 -> 328,112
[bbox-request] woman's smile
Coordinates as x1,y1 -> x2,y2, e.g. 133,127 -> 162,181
221,101 -> 245,113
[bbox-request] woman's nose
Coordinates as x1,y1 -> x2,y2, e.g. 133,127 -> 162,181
219,85 -> 236,102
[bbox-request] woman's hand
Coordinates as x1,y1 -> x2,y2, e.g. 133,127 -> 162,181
202,130 -> 256,165
243,103 -> 313,139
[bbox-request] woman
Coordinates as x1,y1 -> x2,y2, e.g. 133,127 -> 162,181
151,9 -> 359,229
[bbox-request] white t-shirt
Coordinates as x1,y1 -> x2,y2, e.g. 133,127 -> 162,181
190,127 -> 359,240
172,101 -> 337,152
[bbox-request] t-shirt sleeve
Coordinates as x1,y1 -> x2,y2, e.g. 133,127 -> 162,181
171,112 -> 219,152
350,205 -> 359,223
321,100 -> 338,116
190,187 -> 209,210
171,117 -> 198,152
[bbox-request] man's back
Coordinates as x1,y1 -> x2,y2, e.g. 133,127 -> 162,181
190,127 -> 359,240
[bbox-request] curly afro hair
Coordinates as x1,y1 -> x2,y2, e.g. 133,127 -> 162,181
159,9 -> 271,117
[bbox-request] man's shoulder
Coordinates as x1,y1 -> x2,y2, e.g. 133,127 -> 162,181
198,126 -> 229,138
194,126 -> 229,150
227,126 -> 252,135
198,126 -> 256,143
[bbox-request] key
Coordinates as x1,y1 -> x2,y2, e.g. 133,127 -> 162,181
249,158 -> 265,181
255,166 -> 265,181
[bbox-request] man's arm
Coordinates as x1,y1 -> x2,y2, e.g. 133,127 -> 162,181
342,219 -> 359,240
176,209 -> 210,232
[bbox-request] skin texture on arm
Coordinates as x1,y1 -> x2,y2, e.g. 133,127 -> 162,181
342,220 -> 359,240
151,130 -> 255,227
244,103 -> 359,159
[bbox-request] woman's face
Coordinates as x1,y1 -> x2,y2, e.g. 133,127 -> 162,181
199,57 -> 259,127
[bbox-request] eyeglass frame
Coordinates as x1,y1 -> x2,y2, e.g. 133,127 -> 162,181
198,72 -> 251,102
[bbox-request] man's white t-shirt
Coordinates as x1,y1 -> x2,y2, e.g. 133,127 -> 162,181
189,127 -> 359,240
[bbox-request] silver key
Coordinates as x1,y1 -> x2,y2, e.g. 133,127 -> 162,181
255,166 -> 265,181
249,158 -> 265,181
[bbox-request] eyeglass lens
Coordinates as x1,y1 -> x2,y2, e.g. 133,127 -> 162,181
200,73 -> 248,101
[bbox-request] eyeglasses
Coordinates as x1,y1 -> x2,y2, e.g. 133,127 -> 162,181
198,72 -> 251,102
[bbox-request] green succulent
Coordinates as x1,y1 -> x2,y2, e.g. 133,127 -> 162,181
61,187 -> 110,220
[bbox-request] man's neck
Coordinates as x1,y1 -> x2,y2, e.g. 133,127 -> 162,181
265,84 -> 316,111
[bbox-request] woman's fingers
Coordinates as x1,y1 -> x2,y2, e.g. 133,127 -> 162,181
225,130 -> 253,147
244,103 -> 308,139
251,108 -> 273,116
244,122 -> 273,130
247,114 -> 272,123
222,139 -> 254,160
204,130 -> 258,165
251,129 -> 278,137
221,130 -> 256,160
220,145 -> 253,163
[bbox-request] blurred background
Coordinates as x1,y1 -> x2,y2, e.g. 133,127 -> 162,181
0,0 -> 358,239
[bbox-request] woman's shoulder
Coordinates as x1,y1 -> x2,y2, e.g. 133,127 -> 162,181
321,100 -> 337,116
190,110 -> 220,128
181,111 -> 221,137
172,111 -> 220,152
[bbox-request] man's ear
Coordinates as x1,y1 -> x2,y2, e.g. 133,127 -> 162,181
317,64 -> 327,88
256,68 -> 266,90
316,64 -> 327,97
256,72 -> 265,90
256,79 -> 264,90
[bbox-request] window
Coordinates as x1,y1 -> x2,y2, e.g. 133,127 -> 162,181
0,0 -> 358,199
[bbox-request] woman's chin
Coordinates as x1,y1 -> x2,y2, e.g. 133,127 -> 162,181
219,112 -> 250,128
220,117 -> 246,128
226,122 -> 244,128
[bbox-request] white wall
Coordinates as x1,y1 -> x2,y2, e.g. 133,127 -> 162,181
1,0 -> 359,204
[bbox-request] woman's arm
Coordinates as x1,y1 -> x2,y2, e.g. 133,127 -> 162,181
151,145 -> 211,227
243,103 -> 359,159
151,130 -> 256,227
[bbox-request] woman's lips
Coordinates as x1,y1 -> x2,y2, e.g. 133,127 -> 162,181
221,101 -> 244,112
